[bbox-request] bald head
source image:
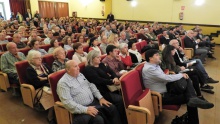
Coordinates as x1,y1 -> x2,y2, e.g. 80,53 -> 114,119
7,42 -> 18,55
65,60 -> 80,78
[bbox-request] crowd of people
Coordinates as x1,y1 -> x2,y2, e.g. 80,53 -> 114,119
0,10 -> 219,124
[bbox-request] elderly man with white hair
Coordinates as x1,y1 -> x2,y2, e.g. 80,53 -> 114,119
183,30 -> 208,63
1,42 -> 26,95
170,39 -> 219,86
119,31 -> 129,44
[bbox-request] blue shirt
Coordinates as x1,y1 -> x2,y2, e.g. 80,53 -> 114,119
142,62 -> 183,93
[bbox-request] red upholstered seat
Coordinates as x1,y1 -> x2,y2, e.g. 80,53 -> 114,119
18,48 -> 31,56
181,35 -> 186,48
42,54 -> 55,68
39,44 -> 51,52
66,49 -> 75,60
0,44 -> 7,52
139,40 -> 147,52
83,46 -> 89,53
120,70 -> 155,124
59,42 -> 64,47
15,60 -> 30,84
134,62 -> 181,111
48,69 -> 66,102
121,70 -> 143,107
78,62 -> 85,72
157,34 -> 163,46
135,42 -> 141,53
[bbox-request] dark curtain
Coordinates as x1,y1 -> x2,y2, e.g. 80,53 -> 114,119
9,0 -> 30,18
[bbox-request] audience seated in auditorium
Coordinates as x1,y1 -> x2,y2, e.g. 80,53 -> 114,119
102,45 -> 126,77
26,50 -> 54,122
119,43 -> 134,70
128,41 -> 143,64
119,31 -> 129,44
83,50 -> 128,124
169,39 -> 219,84
142,49 -> 214,124
48,39 -> 60,54
0,32 -> 8,44
88,37 -> 102,55
52,47 -> 69,72
63,36 -> 73,51
1,42 -> 26,86
100,35 -> 108,54
43,30 -> 53,44
108,33 -> 120,48
57,60 -> 121,124
29,39 -> 48,56
12,33 -> 27,49
161,45 -> 214,94
77,34 -> 88,46
160,30 -> 170,45
72,43 -> 88,65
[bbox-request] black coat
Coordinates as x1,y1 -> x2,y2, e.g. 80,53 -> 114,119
26,63 -> 53,89
160,35 -> 170,45
173,49 -> 187,67
107,14 -> 114,22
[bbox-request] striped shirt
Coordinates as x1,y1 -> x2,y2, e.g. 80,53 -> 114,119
1,51 -> 26,74
57,73 -> 103,114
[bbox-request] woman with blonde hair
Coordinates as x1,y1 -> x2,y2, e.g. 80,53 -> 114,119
108,33 -> 119,48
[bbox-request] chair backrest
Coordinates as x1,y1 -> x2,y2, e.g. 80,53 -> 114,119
15,60 -> 30,84
48,69 -> 66,102
100,54 -> 107,61
83,46 -> 89,53
135,42 -> 141,53
0,44 -> 7,51
181,35 -> 186,48
157,34 -> 163,46
72,39 -> 77,43
18,48 -> 31,56
79,62 -> 85,72
42,54 -> 55,68
39,44 -> 51,52
139,40 -> 147,53
134,62 -> 145,89
120,70 -> 143,108
59,42 -> 64,47
66,49 -> 75,60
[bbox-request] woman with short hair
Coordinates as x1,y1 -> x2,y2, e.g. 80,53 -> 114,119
72,43 -> 88,64
52,47 -> 69,72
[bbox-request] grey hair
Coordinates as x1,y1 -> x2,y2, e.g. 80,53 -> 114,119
119,43 -> 128,50
169,39 -> 178,45
86,50 -> 100,66
27,50 -> 41,64
186,30 -> 193,35
120,31 -> 126,36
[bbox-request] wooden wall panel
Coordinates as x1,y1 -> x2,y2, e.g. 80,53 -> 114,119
38,1 -> 68,19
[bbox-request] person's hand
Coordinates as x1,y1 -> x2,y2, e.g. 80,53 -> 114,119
113,78 -> 120,85
115,55 -> 121,61
196,39 -> 201,42
180,66 -> 185,71
178,47 -> 184,52
99,98 -> 112,107
182,73 -> 189,79
38,76 -> 47,81
87,106 -> 98,117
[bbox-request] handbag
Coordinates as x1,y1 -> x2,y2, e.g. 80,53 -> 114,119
33,87 -> 45,111
107,85 -> 121,92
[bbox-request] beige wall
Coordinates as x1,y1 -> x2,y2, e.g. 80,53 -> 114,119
112,0 -> 220,25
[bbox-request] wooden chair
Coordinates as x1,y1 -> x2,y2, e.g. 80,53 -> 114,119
48,69 -> 72,124
134,63 -> 181,116
120,70 -> 155,124
15,60 -> 36,108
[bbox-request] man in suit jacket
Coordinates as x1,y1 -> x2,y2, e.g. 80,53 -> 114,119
184,30 -> 208,63
170,39 -> 218,87
107,12 -> 114,22
25,9 -> 32,20
160,30 -> 170,45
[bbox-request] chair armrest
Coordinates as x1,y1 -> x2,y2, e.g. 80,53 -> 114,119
128,105 -> 151,114
151,91 -> 162,112
184,48 -> 193,50
21,84 -> 36,96
56,101 -> 65,108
